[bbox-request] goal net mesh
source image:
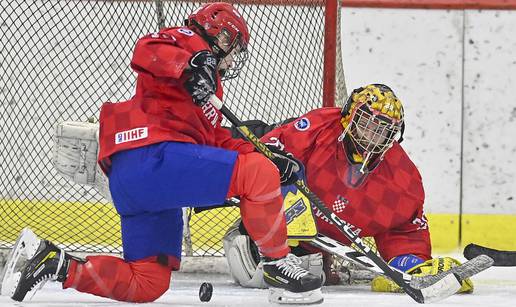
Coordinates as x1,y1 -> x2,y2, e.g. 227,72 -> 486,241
0,0 -> 347,257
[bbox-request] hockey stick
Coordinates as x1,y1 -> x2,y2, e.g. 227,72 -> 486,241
464,243 -> 516,266
312,234 -> 494,289
209,96 -> 464,303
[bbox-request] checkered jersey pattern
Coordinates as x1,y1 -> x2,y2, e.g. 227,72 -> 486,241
262,108 -> 431,261
98,27 -> 254,171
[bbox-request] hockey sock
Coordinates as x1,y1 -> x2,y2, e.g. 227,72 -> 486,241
63,255 -> 172,303
228,152 -> 290,259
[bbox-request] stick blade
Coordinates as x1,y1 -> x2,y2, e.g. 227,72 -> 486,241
410,254 -> 493,290
419,273 -> 461,304
412,254 -> 493,304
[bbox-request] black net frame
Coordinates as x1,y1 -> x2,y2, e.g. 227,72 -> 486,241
1,0 -> 333,256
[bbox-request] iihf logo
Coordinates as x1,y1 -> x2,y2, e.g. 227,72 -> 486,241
295,118 -> 310,131
115,127 -> 148,144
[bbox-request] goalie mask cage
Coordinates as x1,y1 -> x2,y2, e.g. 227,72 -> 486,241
0,0 -> 346,257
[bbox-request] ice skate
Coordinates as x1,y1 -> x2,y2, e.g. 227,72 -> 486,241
263,253 -> 323,304
0,228 -> 72,301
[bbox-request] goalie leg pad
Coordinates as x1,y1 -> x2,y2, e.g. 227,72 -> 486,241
268,287 -> 323,305
223,219 -> 266,288
224,234 -> 266,288
53,121 -> 100,185
223,219 -> 325,289
299,253 -> 325,285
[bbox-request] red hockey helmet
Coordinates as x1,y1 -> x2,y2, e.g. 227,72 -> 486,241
186,2 -> 250,80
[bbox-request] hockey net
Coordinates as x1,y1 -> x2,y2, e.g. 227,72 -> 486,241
0,0 -> 348,264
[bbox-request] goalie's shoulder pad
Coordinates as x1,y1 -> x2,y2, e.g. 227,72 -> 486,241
222,219 -> 266,288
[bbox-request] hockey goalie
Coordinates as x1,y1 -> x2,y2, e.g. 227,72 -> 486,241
222,84 -> 474,294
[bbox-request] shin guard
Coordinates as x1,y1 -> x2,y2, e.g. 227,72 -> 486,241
228,152 -> 289,259
63,255 -> 171,303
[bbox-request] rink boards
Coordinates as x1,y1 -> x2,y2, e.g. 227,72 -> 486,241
1,199 -> 515,254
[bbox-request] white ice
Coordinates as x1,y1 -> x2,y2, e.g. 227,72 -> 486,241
1,262 -> 515,307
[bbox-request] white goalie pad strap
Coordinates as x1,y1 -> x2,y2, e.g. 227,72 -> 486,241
52,121 -> 112,202
223,221 -> 325,288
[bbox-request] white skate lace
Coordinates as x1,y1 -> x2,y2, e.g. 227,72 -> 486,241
276,254 -> 310,280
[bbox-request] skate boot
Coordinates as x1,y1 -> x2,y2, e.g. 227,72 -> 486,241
263,253 -> 323,304
0,228 -> 76,301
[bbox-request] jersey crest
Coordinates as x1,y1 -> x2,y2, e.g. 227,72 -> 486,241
294,117 -> 310,131
332,195 -> 349,213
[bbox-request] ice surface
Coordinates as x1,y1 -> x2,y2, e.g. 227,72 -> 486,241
0,264 -> 515,306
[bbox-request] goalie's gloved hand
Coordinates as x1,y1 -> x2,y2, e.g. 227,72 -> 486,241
371,256 -> 474,294
184,50 -> 218,107
266,145 -> 300,186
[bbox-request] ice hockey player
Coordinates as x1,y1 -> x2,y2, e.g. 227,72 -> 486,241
0,2 -> 322,304
223,84 -> 473,294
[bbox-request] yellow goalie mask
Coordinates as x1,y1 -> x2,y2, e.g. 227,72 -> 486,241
340,84 -> 404,174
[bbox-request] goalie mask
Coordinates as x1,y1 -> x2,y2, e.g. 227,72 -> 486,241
339,84 -> 404,175
186,2 -> 250,80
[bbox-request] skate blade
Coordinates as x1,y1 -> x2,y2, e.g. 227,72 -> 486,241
268,287 -> 323,305
0,228 -> 41,297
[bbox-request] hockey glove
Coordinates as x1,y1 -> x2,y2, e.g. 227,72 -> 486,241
266,145 -> 300,186
371,256 -> 474,294
184,50 -> 218,107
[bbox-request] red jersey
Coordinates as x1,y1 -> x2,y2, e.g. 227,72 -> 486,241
262,108 -> 431,261
98,27 -> 254,172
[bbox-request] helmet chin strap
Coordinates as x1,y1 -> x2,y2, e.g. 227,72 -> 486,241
338,131 -> 382,175
186,19 -> 245,81
361,152 -> 375,174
